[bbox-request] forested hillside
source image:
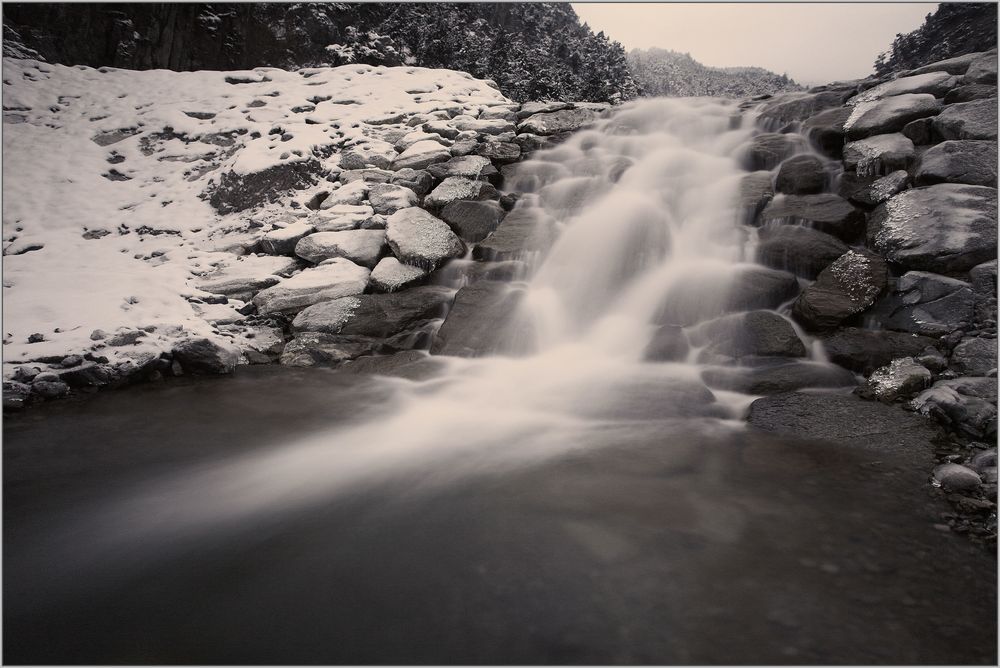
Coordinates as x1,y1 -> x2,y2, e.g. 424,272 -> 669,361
2,2 -> 638,103
874,2 -> 997,76
628,48 -> 802,98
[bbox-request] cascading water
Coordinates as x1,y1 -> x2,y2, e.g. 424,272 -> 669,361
10,97 -> 852,584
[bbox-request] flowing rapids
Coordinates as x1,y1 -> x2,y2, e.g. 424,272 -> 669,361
11,98 -> 837,567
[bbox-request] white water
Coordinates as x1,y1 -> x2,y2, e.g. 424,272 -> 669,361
23,98 -> 834,572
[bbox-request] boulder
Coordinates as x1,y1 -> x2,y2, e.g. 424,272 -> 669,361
912,376 -> 998,438
932,463 -> 983,490
774,154 -> 826,194
423,177 -> 498,210
908,51 -> 988,76
792,250 -> 887,331
820,328 -> 938,374
339,350 -> 446,381
338,168 -> 394,184
702,361 -> 856,394
963,53 -> 998,85
724,266 -> 801,313
391,140 -> 452,171
932,98 -> 998,140
195,255 -> 300,298
426,155 -> 491,180
516,101 -> 573,119
260,221 -> 315,255
901,117 -> 935,145
367,183 -> 419,215
914,140 -> 997,187
472,205 -> 557,261
420,120 -> 460,139
389,168 -> 433,197
319,180 -> 369,207
844,94 -> 942,139
339,140 -> 396,170
872,271 -> 974,335
479,106 -> 518,122
431,281 -> 530,357
756,89 -> 855,127
849,71 -> 958,105
868,184 -> 997,274
848,170 -> 910,208
742,133 -> 807,170
759,193 -> 864,240
739,171 -> 775,225
252,258 -> 370,314
688,310 -> 807,359
294,230 -> 385,268
3,381 -> 32,410
453,118 -> 516,135
440,200 -> 506,243
755,225 -> 848,279
171,337 -> 239,375
950,337 -> 998,376
474,141 -> 521,164
32,379 -> 70,399
517,108 -> 597,135
369,257 -> 429,293
291,286 -> 453,338
842,133 -> 915,176
747,391 -> 940,458
944,83 -> 998,104
206,158 -> 321,214
385,207 -> 465,270
969,259 -> 998,325
279,333 -> 376,367
863,357 -> 932,402
643,324 -> 690,362
393,131 -> 449,153
802,106 -> 852,158
310,204 -> 374,232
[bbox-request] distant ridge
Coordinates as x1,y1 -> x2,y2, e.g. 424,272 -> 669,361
628,47 -> 803,98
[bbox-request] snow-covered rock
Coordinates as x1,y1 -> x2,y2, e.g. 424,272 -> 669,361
369,257 -> 429,292
294,230 -> 385,267
385,207 -> 465,270
391,140 -> 452,171
252,258 -> 370,314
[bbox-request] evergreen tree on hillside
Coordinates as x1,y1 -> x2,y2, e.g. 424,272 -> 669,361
874,3 -> 997,76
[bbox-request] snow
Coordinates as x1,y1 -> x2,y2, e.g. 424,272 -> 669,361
2,57 -> 510,378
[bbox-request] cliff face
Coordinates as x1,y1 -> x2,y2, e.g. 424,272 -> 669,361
628,48 -> 802,98
2,3 -> 638,103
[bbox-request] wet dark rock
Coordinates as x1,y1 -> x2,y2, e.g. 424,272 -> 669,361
842,133 -> 915,176
914,140 -> 997,187
759,194 -> 864,241
792,250 -> 887,331
279,333 -> 376,367
290,286 -> 453,339
3,381 -> 32,411
431,281 -> 530,357
944,83 -> 997,104
901,117 -> 935,145
933,463 -> 983,490
339,350 -> 445,381
725,266 -> 801,312
56,362 -> 111,387
844,93 -> 942,140
31,379 -> 70,399
689,310 -> 806,360
862,357 -> 932,402
742,133 -> 807,171
206,158 -> 321,214
872,271 -> 973,336
738,171 -> 774,225
868,184 -> 997,274
747,390 -> 941,459
473,205 -> 558,261
848,170 -> 910,208
951,337 -> 998,376
774,154 -> 826,195
802,106 -> 852,157
643,324 -> 690,362
703,361 -> 855,394
932,98 -> 998,140
440,200 -> 506,243
756,89 -> 855,127
912,376 -> 998,439
820,328 -> 939,375
60,355 -> 83,368
969,260 -> 998,325
171,337 -> 239,375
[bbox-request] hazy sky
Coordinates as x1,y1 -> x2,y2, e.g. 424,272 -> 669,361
572,3 -> 936,85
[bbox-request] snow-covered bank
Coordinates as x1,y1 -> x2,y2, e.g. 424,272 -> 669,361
2,58 -> 509,383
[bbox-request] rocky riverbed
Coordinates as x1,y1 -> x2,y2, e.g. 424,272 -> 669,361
3,50 -> 998,550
